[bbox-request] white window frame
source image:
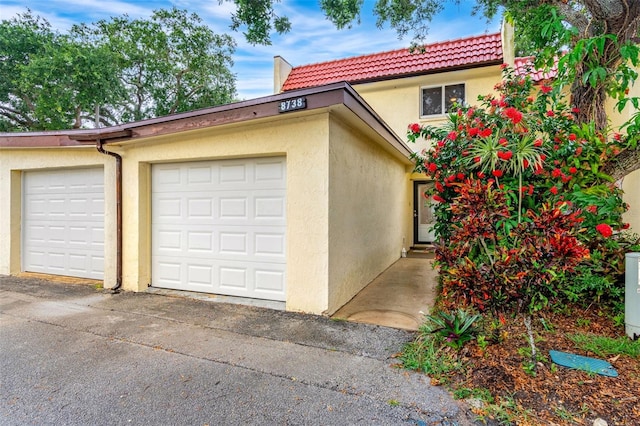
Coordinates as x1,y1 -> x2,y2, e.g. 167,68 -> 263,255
419,83 -> 466,118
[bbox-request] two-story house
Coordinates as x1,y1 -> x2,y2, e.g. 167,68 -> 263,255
1,25 -> 637,316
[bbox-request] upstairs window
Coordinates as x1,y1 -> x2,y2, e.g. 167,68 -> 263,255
420,84 -> 465,117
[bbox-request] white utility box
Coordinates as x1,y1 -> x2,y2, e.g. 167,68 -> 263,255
626,252 -> 640,340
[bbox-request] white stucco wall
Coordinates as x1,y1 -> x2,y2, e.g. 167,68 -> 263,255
0,148 -> 117,285
326,116 -> 412,314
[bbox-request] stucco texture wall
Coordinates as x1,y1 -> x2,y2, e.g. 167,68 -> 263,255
326,115 -> 411,314
0,148 -> 117,285
111,113 -> 332,314
608,70 -> 640,235
355,65 -> 503,153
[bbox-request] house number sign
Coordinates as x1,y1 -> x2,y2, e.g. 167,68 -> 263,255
278,97 -> 306,113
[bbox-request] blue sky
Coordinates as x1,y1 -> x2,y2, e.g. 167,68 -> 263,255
0,0 -> 502,99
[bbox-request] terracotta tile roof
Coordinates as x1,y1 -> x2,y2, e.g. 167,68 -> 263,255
282,32 -> 503,91
513,56 -> 558,82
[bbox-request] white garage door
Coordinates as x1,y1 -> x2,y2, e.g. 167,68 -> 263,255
22,168 -> 105,279
151,157 -> 287,301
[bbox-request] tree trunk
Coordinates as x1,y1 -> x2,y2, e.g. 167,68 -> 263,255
603,146 -> 640,181
570,77 -> 608,132
559,0 -> 640,178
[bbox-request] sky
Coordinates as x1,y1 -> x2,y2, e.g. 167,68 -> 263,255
0,0 -> 503,100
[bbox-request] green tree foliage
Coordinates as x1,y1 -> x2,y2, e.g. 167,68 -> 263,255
0,11 -> 121,131
0,8 -> 237,130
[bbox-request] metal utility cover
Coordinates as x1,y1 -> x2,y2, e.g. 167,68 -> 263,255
550,350 -> 618,377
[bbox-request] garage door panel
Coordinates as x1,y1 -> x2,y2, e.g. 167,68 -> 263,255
152,158 -> 286,301
23,168 -> 104,280
154,225 -> 285,262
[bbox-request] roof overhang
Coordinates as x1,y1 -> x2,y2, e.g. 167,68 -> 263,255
0,83 -> 413,163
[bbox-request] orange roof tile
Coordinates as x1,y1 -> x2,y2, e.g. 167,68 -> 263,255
282,33 -> 503,91
513,56 -> 558,82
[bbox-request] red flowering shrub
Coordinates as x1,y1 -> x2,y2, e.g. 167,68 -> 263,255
596,223 -> 613,238
407,65 -> 632,315
437,180 -> 588,313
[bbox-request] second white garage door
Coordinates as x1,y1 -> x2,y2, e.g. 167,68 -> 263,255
22,167 -> 105,280
151,157 -> 287,301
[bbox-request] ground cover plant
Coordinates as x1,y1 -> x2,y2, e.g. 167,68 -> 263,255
403,66 -> 640,424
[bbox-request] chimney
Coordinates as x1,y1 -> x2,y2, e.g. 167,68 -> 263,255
501,18 -> 515,67
274,56 -> 293,94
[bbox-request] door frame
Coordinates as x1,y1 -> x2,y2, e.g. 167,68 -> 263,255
413,180 -> 434,245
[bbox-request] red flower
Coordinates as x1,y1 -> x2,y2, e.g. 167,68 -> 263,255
435,181 -> 444,192
457,173 -> 465,180
540,154 -> 547,161
497,151 -> 513,160
480,128 -> 493,137
523,159 -> 529,168
572,107 -> 580,113
547,110 -> 555,117
427,162 -> 437,173
614,133 -> 622,141
409,123 -> 421,133
492,170 -> 503,177
432,195 -> 445,203
473,156 -> 481,163
622,223 -> 630,230
447,131 -> 458,140
468,127 -> 479,137
569,133 -> 577,141
569,166 -> 578,174
477,171 -> 486,178
504,107 -> 523,124
552,168 -> 562,178
550,186 -> 558,195
575,147 -> 583,156
540,85 -> 552,94
533,139 -> 543,147
586,205 -> 597,214
437,140 -> 445,148
500,63 -> 508,69
499,138 -> 508,146
595,223 -> 613,238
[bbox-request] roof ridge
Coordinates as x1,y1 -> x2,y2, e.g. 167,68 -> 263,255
290,32 -> 502,70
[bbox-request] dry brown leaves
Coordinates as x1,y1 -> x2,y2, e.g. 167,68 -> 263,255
451,308 -> 640,425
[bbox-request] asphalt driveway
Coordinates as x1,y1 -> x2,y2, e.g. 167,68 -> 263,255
0,275 -> 477,425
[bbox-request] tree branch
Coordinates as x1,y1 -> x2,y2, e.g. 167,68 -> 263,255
602,146 -> 640,180
550,0 -> 590,32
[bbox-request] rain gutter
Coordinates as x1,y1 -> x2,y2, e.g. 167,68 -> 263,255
69,129 -> 131,292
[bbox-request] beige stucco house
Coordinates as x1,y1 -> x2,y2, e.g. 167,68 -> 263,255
274,25 -> 639,244
0,84 -> 417,315
1,27 -> 637,315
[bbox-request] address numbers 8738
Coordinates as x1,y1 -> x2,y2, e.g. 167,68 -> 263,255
278,97 -> 306,113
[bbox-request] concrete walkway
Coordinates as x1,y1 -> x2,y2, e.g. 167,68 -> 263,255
0,274 -> 477,425
332,256 -> 438,331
